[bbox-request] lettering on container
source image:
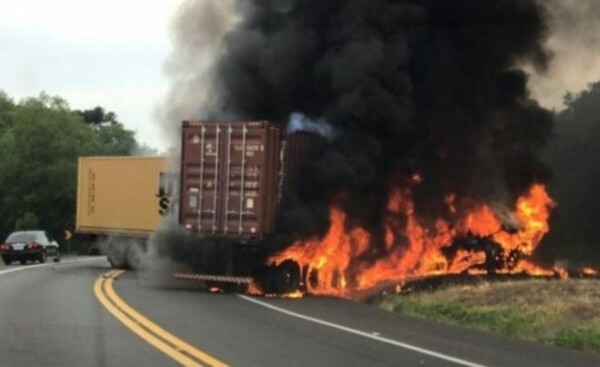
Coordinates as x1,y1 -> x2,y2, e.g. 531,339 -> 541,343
87,169 -> 95,216
185,121 -> 204,127
157,172 -> 179,217
205,143 -> 216,157
234,144 -> 262,157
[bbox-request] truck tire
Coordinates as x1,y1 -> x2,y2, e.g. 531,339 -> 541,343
274,260 -> 301,294
125,241 -> 145,271
107,240 -> 128,269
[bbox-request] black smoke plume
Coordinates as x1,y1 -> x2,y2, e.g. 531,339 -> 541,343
166,0 -> 555,264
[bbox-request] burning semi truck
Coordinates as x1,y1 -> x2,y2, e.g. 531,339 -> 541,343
76,120 -> 320,293
77,120 -> 568,297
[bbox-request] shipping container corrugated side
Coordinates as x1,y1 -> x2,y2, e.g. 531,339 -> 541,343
180,121 -> 315,239
76,156 -> 173,236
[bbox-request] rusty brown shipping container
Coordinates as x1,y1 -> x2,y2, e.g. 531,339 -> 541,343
180,121 -> 316,239
76,156 -> 174,237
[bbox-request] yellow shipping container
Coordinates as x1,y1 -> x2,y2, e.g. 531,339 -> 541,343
76,156 -> 174,236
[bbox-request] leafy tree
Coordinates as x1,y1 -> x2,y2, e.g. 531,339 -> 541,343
95,122 -> 138,155
15,212 -> 39,231
0,93 -> 103,239
0,91 -> 15,135
75,106 -> 119,126
76,106 -> 150,156
541,82 -> 600,265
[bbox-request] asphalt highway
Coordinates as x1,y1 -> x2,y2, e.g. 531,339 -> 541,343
0,258 -> 598,366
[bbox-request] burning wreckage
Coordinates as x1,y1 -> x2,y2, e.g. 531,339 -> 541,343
78,120 -> 581,298
78,0 -> 599,297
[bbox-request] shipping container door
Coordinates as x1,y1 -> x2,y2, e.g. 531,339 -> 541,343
221,123 -> 271,236
181,121 -> 281,237
181,124 -> 222,233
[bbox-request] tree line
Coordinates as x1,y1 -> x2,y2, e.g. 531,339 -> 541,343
0,91 -> 154,244
541,81 -> 600,266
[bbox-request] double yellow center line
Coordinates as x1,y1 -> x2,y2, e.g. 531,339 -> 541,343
94,270 -> 228,367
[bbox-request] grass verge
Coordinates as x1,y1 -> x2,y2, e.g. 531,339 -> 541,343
380,279 -> 600,352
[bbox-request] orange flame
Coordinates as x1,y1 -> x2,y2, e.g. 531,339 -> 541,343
270,183 -> 556,297
281,291 -> 304,299
491,185 -> 555,256
247,282 -> 263,295
553,266 -> 569,280
270,209 -> 370,296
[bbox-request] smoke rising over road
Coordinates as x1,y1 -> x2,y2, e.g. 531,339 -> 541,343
162,0 -> 558,274
157,0 -> 237,145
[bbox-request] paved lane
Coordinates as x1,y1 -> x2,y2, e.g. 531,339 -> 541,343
116,271 -> 600,367
1,259 -> 599,367
0,258 -> 172,367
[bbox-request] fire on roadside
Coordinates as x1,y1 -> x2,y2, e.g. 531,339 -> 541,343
269,182 -> 573,297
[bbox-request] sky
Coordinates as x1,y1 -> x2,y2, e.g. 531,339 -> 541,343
1,0 -> 599,152
0,0 -> 179,151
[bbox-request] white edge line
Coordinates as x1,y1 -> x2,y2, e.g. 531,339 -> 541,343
0,257 -> 106,277
238,295 -> 486,367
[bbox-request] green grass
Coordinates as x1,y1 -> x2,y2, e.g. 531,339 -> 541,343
552,328 -> 600,351
380,280 -> 600,353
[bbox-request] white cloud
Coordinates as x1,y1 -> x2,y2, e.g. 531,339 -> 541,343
0,0 -> 182,150
0,0 -> 176,42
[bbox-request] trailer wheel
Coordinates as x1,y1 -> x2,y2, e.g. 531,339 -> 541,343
125,241 -> 145,271
106,240 -> 128,269
274,260 -> 301,294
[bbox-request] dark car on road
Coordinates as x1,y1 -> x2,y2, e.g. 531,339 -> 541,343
0,231 -> 61,265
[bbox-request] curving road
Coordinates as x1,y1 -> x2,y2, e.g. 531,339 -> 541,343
0,258 -> 598,367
